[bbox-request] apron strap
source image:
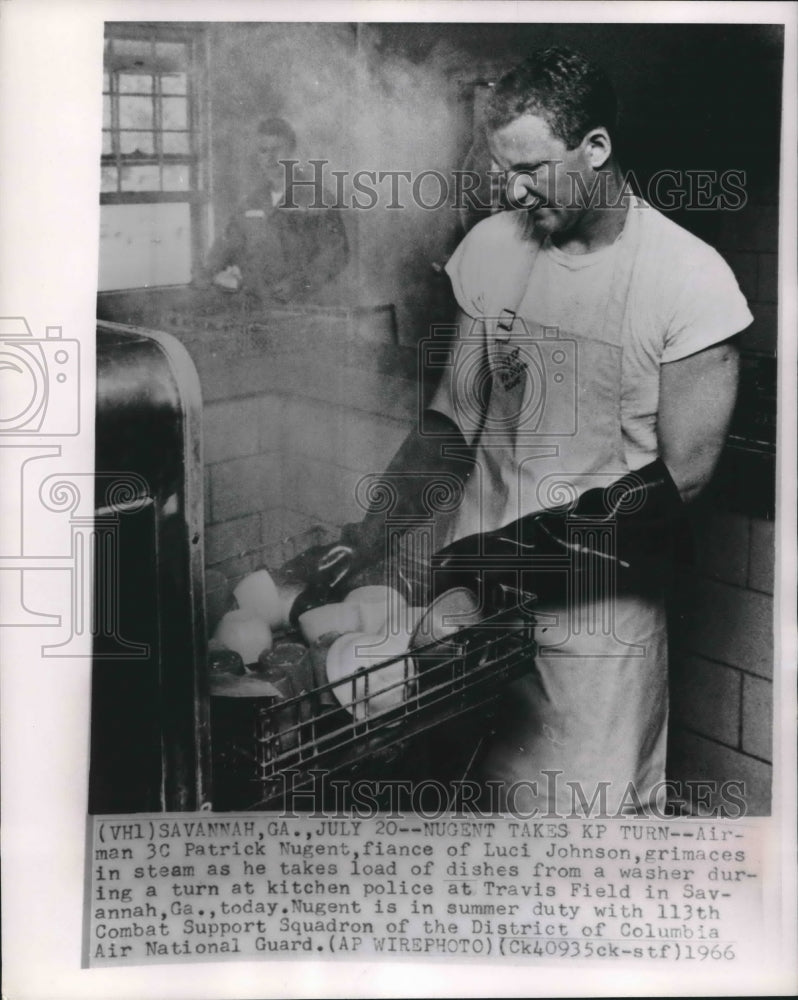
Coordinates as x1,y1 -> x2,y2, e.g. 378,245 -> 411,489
481,193 -> 644,467
482,213 -> 541,342
483,192 -> 643,344
600,191 -> 643,341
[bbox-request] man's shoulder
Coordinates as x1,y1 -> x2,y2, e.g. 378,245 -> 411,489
630,199 -> 752,352
446,211 -> 538,316
449,210 -> 536,275
463,210 -> 531,248
635,199 -> 727,267
629,199 -> 743,311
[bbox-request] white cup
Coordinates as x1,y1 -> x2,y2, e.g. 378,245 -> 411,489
233,569 -> 282,628
213,609 -> 273,666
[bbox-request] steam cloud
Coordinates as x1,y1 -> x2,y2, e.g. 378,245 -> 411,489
209,22 -> 475,340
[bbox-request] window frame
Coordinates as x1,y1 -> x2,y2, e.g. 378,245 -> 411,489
101,22 -> 209,282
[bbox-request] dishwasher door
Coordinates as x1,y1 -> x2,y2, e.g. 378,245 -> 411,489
89,322 -> 210,813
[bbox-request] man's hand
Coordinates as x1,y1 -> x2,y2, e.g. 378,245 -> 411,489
658,338 -> 740,503
432,457 -> 686,609
212,265 -> 242,291
282,540 -> 360,625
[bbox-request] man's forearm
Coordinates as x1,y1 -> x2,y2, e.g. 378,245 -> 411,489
287,410 -> 474,622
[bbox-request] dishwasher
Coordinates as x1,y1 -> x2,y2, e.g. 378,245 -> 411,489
209,571 -> 538,812
92,320 -> 538,814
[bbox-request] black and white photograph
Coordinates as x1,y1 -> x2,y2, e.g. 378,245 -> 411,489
2,2 -> 796,997
90,18 -> 781,817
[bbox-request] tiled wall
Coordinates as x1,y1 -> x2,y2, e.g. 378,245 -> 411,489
668,508 -> 775,815
720,200 -> 779,355
666,195 -> 777,816
199,338 -> 416,629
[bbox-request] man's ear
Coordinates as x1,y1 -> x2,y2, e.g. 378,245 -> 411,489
582,127 -> 612,170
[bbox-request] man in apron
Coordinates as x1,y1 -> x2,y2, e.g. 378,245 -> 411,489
292,48 -> 751,817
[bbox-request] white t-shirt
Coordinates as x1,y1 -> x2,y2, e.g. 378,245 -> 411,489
444,199 -> 753,469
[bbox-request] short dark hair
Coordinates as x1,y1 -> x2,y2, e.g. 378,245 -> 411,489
256,116 -> 296,151
485,47 -> 617,150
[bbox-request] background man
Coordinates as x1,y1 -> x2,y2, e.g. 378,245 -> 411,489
202,116 -> 349,304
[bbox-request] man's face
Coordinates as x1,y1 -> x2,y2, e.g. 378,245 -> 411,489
488,112 -> 599,237
256,133 -> 294,188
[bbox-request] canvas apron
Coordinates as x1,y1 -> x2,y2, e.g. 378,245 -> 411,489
439,208 -> 669,816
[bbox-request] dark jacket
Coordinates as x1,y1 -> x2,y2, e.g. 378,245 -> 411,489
205,180 -> 349,302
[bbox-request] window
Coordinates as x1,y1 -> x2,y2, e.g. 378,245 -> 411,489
99,23 -> 208,290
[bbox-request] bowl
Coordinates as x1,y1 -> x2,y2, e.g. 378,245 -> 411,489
260,641 -> 315,697
213,609 -> 273,666
325,631 -> 415,721
298,601 -> 361,645
343,585 -> 408,634
207,642 -> 246,677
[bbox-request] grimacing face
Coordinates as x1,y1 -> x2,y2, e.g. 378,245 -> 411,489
487,112 -> 611,237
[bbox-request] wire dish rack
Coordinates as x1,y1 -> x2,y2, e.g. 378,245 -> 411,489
210,605 -> 537,811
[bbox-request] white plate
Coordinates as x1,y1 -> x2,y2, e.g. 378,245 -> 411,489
410,587 -> 481,649
325,631 -> 415,720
